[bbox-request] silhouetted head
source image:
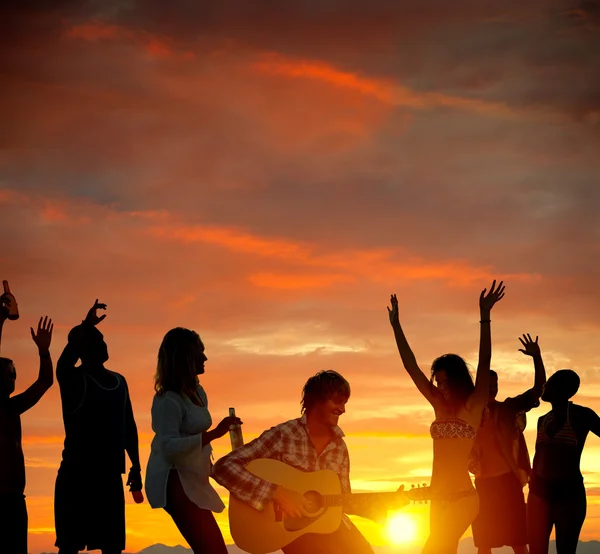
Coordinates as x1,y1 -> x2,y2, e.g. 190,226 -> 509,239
0,357 -> 16,396
489,370 -> 499,400
301,370 -> 350,427
155,327 -> 206,399
542,369 -> 580,403
68,324 -> 109,365
431,354 -> 475,408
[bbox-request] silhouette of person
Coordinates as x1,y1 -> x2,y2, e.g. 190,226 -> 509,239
54,300 -> 142,554
469,334 -> 546,554
527,368 -> 600,554
212,370 -> 386,554
145,327 -> 241,554
387,280 -> 505,554
0,292 -> 54,554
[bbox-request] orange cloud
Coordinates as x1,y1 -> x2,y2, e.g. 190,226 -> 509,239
66,20 -> 193,60
149,222 -> 540,287
66,21 -> 126,41
252,53 -> 517,118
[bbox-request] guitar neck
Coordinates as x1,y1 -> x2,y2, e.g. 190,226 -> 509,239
322,491 -> 402,508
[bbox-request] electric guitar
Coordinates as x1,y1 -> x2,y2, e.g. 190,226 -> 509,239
228,458 -> 431,554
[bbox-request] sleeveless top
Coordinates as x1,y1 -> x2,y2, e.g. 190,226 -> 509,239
431,418 -> 477,440
536,402 -> 578,448
61,370 -> 128,473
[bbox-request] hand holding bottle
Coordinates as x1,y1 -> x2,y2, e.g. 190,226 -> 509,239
126,467 -> 144,504
1,281 -> 19,321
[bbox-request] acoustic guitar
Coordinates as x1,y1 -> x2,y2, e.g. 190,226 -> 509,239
228,458 -> 431,554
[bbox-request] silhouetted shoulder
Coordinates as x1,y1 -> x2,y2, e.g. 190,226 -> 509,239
109,370 -> 126,382
577,405 -> 599,422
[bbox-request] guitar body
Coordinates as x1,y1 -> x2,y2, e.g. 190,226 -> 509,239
229,458 -> 343,554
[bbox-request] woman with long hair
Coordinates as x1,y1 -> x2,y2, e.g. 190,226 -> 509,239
145,327 -> 242,554
387,280 -> 505,553
528,368 -> 600,554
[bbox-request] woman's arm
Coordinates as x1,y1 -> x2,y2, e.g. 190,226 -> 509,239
388,294 -> 440,407
153,396 -> 204,460
586,407 -> 600,438
467,280 -> 505,412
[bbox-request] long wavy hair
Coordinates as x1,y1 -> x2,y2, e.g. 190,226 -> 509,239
155,327 -> 204,405
430,353 -> 475,409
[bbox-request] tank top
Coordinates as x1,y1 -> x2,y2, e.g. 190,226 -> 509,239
61,370 -> 128,473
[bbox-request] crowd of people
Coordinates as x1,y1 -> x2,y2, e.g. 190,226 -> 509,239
0,280 -> 598,554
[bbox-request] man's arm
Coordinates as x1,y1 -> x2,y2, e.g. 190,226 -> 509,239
468,281 -> 506,413
212,427 -> 283,511
510,334 -> 547,412
56,335 -> 85,410
10,317 -> 54,415
123,379 -> 142,492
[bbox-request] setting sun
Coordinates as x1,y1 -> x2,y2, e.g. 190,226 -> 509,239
386,512 -> 418,545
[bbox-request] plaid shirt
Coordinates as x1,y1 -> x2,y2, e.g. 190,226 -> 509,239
212,414 -> 350,512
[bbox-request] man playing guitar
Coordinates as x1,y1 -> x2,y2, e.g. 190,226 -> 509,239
212,370 -> 384,554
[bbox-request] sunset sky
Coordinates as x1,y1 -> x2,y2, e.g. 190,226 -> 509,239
2,1 -> 600,552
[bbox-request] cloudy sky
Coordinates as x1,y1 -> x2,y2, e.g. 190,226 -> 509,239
2,1 -> 600,552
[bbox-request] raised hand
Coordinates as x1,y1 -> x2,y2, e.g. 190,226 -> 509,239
84,299 -> 107,326
518,334 -> 541,357
387,294 -> 400,326
30,316 -> 53,353
479,280 -> 505,316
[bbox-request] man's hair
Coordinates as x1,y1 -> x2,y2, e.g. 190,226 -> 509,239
301,370 -> 350,414
0,357 -> 14,374
67,324 -> 105,361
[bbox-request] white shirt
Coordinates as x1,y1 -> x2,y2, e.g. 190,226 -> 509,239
145,386 -> 225,512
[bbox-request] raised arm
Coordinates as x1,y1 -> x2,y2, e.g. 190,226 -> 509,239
10,317 -> 54,415
518,334 -> 547,399
57,300 -> 107,406
468,280 -> 505,411
388,294 -> 440,407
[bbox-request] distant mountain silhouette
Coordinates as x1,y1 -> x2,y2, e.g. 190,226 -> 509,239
133,538 -> 600,554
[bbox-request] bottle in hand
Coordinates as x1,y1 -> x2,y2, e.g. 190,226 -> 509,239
2,281 -> 19,320
229,407 -> 244,450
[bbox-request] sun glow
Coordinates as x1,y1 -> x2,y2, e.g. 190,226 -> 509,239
385,512 -> 418,544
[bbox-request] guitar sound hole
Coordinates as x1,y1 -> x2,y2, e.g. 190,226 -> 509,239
282,491 -> 324,532
303,490 -> 323,515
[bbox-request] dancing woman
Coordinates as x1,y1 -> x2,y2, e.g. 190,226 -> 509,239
387,280 -> 505,554
145,327 -> 241,554
528,368 -> 600,554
